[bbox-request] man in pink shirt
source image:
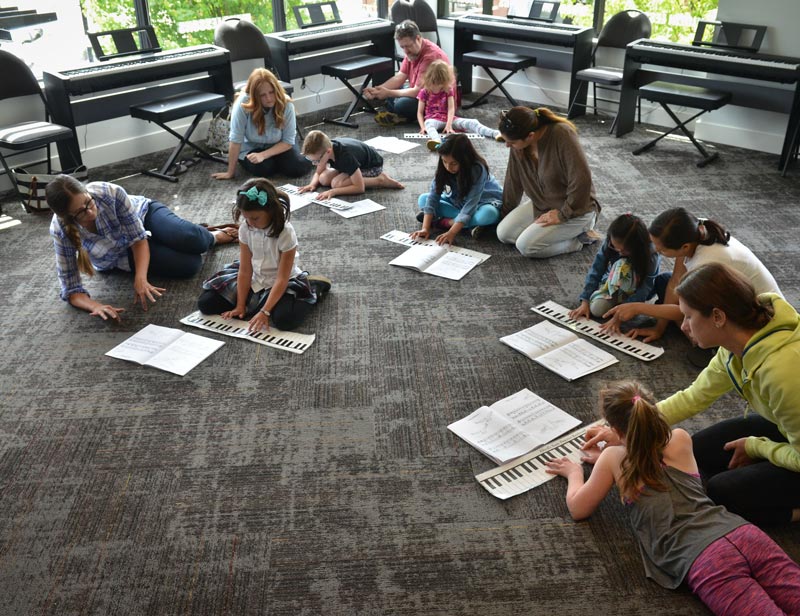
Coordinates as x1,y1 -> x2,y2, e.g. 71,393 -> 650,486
364,20 -> 450,125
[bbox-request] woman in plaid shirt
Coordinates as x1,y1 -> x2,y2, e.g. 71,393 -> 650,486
47,175 -> 237,322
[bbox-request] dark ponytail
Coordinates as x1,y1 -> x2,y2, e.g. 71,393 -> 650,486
648,207 -> 729,249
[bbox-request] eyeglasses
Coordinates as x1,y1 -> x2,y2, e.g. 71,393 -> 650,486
305,155 -> 321,165
71,195 -> 95,221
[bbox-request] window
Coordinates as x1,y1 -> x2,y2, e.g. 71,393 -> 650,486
602,0 -> 718,43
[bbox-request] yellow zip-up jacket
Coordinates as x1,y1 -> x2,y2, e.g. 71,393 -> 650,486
658,293 -> 800,472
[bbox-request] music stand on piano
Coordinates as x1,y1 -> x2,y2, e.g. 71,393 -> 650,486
87,26 -> 161,61
293,2 -> 341,29
508,0 -> 560,23
692,20 -> 767,54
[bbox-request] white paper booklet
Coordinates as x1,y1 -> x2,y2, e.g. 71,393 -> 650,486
448,388 -> 581,464
381,230 -> 491,263
363,135 -> 419,153
279,184 -> 385,218
330,198 -> 386,218
390,243 -> 483,280
500,321 -> 618,381
105,324 -> 224,376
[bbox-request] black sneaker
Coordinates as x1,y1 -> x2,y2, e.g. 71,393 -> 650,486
308,275 -> 332,301
416,211 -> 425,223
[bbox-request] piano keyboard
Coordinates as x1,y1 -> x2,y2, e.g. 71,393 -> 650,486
277,18 -> 385,41
475,420 -> 604,499
180,311 -> 315,354
403,133 -> 484,140
531,300 -> 664,361
380,230 -> 491,262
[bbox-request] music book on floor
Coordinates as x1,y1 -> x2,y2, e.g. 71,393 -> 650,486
382,231 -> 491,281
105,324 -> 224,376
280,184 -> 386,218
500,320 -> 618,381
448,388 -> 581,464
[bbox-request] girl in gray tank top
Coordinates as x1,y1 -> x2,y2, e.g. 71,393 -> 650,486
545,381 -> 800,615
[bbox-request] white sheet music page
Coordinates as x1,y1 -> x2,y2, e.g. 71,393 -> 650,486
501,321 -> 618,381
363,135 -> 419,153
330,198 -> 386,219
105,324 -> 224,376
389,244 -> 482,280
381,230 -> 491,262
448,388 -> 581,464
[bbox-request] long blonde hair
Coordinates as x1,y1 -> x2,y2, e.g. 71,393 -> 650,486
241,68 -> 290,135
45,174 -> 94,277
423,60 -> 453,90
599,381 -> 671,502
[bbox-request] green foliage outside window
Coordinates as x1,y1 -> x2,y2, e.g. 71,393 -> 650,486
80,1 -> 311,50
556,0 -> 718,43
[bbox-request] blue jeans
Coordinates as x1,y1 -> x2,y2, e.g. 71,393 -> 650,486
386,96 -> 418,121
133,201 -> 215,278
417,193 -> 500,228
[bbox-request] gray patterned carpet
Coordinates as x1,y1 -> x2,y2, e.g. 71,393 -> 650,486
1,96 -> 799,615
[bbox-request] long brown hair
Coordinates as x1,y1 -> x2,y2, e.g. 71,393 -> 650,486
648,207 -> 729,250
676,262 -> 774,330
600,381 -> 671,502
241,68 -> 290,135
498,106 -> 575,141
45,174 -> 95,277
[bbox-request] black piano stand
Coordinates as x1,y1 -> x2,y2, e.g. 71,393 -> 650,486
633,105 -> 719,168
141,113 -> 227,183
323,74 -> 380,129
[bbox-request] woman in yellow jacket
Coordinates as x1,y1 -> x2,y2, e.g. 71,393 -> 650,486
586,262 -> 800,525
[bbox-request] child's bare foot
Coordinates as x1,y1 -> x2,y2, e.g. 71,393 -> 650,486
376,173 -> 404,190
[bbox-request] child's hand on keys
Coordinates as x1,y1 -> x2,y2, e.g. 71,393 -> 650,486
248,309 -> 271,333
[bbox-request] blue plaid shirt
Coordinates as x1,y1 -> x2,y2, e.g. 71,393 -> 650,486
49,182 -> 151,300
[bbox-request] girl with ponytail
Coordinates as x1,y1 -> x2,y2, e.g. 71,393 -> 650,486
602,207 -> 780,343
48,175 -> 238,321
547,380 -> 800,615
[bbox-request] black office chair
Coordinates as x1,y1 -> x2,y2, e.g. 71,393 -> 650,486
566,10 -> 651,134
390,0 -> 440,46
0,49 -> 78,212
213,18 -> 295,97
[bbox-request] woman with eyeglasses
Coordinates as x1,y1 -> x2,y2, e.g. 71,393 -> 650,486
496,107 -> 601,258
47,175 -> 238,322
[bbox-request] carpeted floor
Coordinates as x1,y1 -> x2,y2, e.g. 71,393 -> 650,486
1,96 -> 799,615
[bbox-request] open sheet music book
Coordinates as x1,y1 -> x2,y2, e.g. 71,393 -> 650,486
279,184 -> 386,218
390,243 -> 485,280
105,324 -> 224,376
500,321 -> 618,381
363,135 -> 419,153
448,388 -> 582,464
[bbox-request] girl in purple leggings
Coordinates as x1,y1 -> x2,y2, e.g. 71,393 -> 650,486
546,381 -> 800,616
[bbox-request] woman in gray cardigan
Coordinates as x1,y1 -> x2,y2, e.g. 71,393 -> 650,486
496,107 -> 600,258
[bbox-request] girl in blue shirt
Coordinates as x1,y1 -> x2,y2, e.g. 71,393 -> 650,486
212,68 -> 309,180
411,134 -> 502,244
568,213 -> 659,330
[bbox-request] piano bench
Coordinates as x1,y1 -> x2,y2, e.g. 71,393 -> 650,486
321,54 -> 395,128
634,81 -> 732,168
130,90 -> 228,182
461,51 -> 537,109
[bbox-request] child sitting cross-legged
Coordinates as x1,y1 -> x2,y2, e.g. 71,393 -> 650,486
298,130 -> 403,201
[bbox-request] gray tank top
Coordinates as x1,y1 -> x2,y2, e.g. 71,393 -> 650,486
626,465 -> 747,589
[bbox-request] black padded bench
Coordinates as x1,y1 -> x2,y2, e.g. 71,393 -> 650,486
461,51 -> 537,109
130,90 -> 227,182
633,81 -> 731,168
321,54 -> 394,128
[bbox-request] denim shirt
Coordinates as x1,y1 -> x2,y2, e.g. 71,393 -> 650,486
229,95 -> 298,157
579,239 -> 661,303
423,163 -> 503,225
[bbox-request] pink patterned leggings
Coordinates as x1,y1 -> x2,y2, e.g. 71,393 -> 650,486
686,524 -> 800,615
